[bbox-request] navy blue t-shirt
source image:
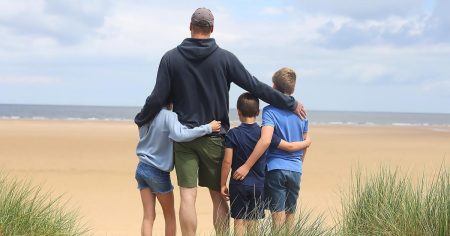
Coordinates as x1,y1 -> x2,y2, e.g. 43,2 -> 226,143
224,122 -> 281,187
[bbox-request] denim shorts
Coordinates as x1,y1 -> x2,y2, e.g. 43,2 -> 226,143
229,184 -> 265,220
264,169 -> 301,213
135,161 -> 173,194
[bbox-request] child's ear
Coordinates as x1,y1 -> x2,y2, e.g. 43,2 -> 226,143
256,110 -> 260,116
237,110 -> 242,117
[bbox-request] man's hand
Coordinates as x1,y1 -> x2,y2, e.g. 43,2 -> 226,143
233,164 -> 250,181
220,185 -> 230,201
209,120 -> 221,133
294,101 -> 307,120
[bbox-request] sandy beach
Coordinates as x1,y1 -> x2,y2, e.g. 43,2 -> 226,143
0,120 -> 449,235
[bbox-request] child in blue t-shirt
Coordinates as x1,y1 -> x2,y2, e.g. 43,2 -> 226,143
220,92 -> 311,236
232,68 -> 309,231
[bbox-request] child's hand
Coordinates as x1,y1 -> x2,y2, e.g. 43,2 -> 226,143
209,120 -> 221,133
304,135 -> 312,147
233,164 -> 250,181
220,185 -> 230,201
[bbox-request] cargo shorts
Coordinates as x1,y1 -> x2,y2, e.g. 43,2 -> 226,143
174,135 -> 224,192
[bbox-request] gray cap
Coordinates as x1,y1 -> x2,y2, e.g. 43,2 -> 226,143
191,8 -> 214,27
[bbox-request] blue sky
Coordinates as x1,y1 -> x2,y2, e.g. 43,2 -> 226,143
0,0 -> 449,113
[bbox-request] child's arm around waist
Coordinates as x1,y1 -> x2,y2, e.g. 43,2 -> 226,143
166,112 -> 221,142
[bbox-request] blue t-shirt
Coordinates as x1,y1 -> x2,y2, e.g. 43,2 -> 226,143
262,105 -> 309,173
225,123 -> 281,187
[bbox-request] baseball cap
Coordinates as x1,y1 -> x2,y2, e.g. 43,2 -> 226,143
191,8 -> 214,27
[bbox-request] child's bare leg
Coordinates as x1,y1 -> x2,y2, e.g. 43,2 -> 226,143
140,188 -> 156,236
234,219 -> 245,236
285,213 -> 295,233
271,211 -> 285,231
246,220 -> 259,235
156,192 -> 176,236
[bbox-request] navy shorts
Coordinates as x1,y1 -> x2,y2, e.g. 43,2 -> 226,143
229,184 -> 265,220
264,169 -> 301,213
135,161 -> 173,194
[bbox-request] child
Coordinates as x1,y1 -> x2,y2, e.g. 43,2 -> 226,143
220,92 -> 311,236
135,101 -> 221,236
233,68 -> 309,231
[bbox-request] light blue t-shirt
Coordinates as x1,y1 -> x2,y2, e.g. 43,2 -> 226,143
262,105 -> 309,173
136,108 -> 212,172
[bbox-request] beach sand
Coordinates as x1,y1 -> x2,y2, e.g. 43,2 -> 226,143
0,120 -> 449,235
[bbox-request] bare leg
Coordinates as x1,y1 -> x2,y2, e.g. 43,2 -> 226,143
234,219 -> 245,236
140,188 -> 156,236
285,212 -> 296,233
209,189 -> 230,235
156,192 -> 176,236
246,220 -> 259,235
179,187 -> 197,236
271,211 -> 285,232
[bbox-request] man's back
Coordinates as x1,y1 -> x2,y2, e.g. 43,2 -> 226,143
262,105 -> 309,173
168,38 -> 231,132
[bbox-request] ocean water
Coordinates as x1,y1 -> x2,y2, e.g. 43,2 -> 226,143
1,104 -> 449,127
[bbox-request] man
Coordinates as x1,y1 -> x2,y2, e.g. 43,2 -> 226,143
135,7 -> 306,236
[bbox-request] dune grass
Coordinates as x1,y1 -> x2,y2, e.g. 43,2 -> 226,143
0,174 -> 89,236
217,167 -> 449,236
338,167 -> 449,236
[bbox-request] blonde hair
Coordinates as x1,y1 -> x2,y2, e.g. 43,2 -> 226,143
272,67 -> 296,95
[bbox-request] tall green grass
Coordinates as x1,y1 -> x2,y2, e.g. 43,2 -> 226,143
0,174 -> 89,236
216,167 -> 449,236
338,167 -> 449,235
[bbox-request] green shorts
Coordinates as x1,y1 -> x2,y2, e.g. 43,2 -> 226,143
174,136 -> 224,192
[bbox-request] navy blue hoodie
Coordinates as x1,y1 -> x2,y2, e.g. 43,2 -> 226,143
135,38 -> 297,134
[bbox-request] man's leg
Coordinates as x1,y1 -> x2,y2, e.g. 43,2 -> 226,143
179,187 -> 197,236
195,136 -> 228,234
174,141 -> 200,236
209,189 -> 230,235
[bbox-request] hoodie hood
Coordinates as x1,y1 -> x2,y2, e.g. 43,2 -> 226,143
177,38 -> 218,61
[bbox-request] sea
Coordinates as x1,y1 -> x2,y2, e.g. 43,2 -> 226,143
1,104 -> 449,128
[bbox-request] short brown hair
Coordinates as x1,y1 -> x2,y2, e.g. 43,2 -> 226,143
237,92 -> 259,117
272,67 -> 296,95
191,24 -> 212,35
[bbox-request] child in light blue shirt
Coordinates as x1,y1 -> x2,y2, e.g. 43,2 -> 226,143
135,102 -> 221,236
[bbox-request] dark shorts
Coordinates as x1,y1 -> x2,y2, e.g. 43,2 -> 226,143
135,161 -> 173,194
264,169 -> 301,213
174,136 -> 224,191
230,184 -> 265,220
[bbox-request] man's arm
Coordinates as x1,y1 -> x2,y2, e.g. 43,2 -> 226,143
220,148 -> 233,201
277,135 -> 311,152
227,54 -> 306,118
233,125 -> 274,181
134,56 -> 172,127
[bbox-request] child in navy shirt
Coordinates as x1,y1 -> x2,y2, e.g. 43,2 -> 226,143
220,92 -> 311,236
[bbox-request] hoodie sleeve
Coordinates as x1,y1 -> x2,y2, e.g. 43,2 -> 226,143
134,55 -> 171,127
226,53 -> 297,111
166,112 -> 212,142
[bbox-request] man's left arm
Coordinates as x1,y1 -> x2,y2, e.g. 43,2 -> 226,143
227,53 -> 306,118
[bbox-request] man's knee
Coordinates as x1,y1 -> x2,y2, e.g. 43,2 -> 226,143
180,187 -> 197,204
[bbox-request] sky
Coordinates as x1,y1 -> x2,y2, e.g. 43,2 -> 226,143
0,0 -> 449,113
